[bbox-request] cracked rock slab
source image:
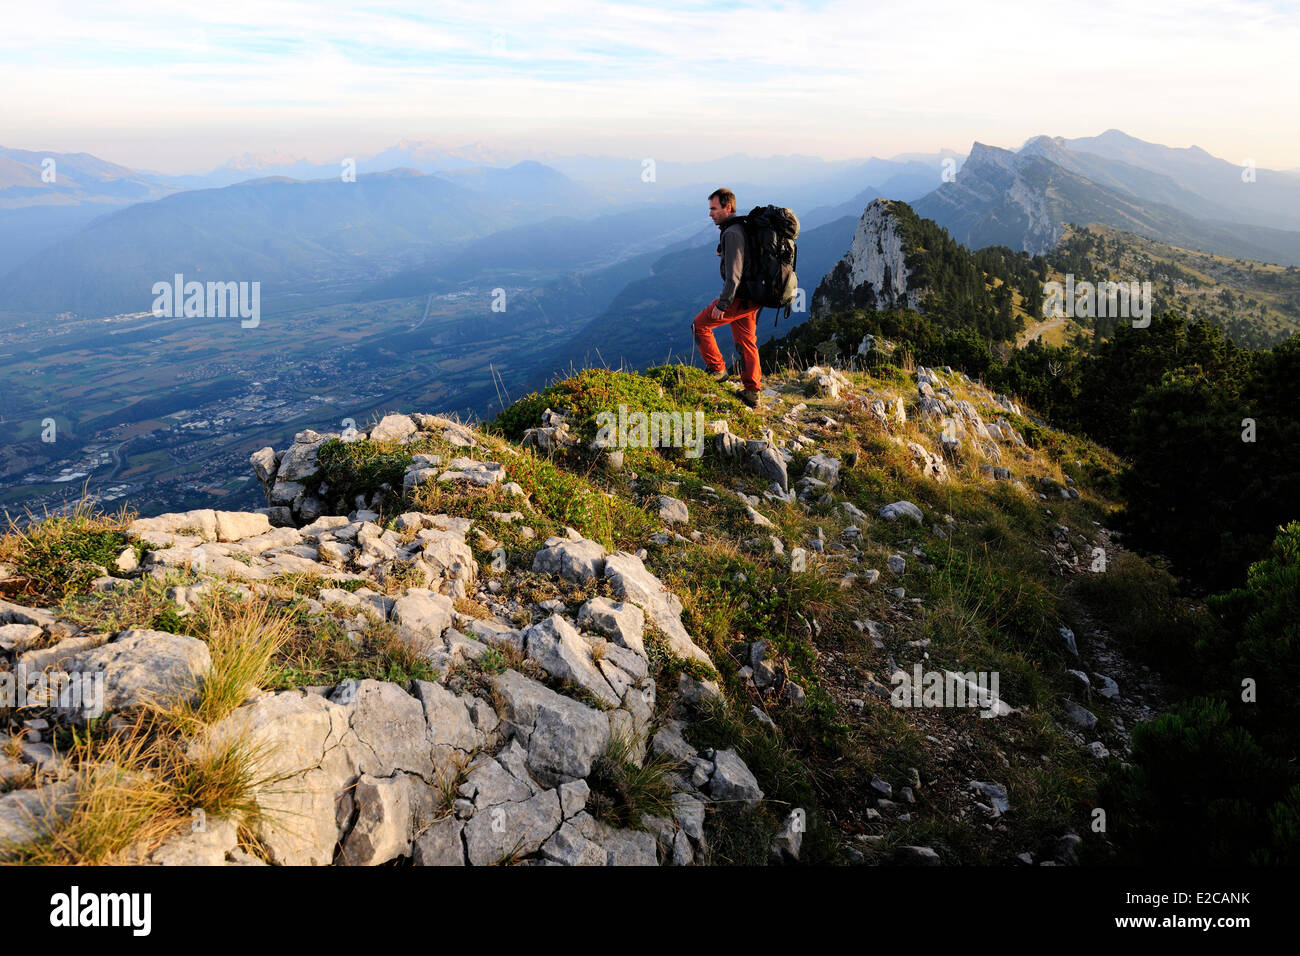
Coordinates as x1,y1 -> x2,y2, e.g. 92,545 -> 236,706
191,690 -> 356,866
577,597 -> 646,658
413,815 -> 465,866
709,749 -> 764,808
339,772 -> 438,865
492,670 -> 610,785
463,788 -> 562,866
524,614 -> 621,708
541,821 -> 607,866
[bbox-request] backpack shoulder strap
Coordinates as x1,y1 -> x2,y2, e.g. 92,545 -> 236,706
719,215 -> 746,239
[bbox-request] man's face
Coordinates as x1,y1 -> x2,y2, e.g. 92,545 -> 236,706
708,197 -> 733,224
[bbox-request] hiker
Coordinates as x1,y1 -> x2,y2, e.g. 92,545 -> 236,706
694,188 -> 762,408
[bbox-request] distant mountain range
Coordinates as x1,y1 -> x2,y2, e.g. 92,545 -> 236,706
0,147 -> 183,269
358,204 -> 707,299
1053,130 -> 1300,232
173,141 -> 531,188
913,132 -> 1300,266
0,142 -> 954,293
0,164 -> 604,317
4,128 -> 1299,343
0,145 -> 952,317
0,148 -> 162,204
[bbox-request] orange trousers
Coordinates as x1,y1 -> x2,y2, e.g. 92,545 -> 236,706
692,298 -> 762,391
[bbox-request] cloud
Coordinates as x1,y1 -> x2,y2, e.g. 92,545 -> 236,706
2,0 -> 1296,169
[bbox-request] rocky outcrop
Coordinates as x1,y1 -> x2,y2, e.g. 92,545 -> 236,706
67,628 -> 211,720
812,199 -> 923,317
3,349 -> 1132,869
710,425 -> 791,494
248,415 -> 491,526
4,490 -> 752,865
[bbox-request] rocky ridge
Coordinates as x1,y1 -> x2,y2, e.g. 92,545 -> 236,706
813,199 -> 924,318
0,348 -> 1165,866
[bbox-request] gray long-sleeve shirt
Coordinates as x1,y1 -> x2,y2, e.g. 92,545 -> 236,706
716,216 -> 745,310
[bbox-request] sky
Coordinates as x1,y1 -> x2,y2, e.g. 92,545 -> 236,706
1,0 -> 1297,172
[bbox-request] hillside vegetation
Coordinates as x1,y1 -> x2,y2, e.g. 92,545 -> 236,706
2,194 -> 1297,866
11,328 -> 1289,866
1051,223 -> 1300,348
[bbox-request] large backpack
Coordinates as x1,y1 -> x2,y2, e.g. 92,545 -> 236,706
736,205 -> 800,324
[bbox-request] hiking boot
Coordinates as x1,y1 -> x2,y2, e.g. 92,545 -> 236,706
709,368 -> 730,383
740,389 -> 760,408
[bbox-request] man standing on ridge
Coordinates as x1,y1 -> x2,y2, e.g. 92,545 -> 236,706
694,188 -> 762,408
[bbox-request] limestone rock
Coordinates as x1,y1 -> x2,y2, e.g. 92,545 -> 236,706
276,431 -> 330,482
369,414 -> 417,443
411,414 -> 477,448
0,623 -> 43,654
0,781 -> 76,859
249,446 -> 281,486
542,821 -> 608,866
657,495 -> 690,525
812,200 -> 923,318
415,529 -> 478,595
770,808 -> 804,863
524,614 -> 621,708
532,537 -> 608,583
437,457 -> 506,487
576,597 -> 646,659
1062,699 -> 1098,731
463,787 -> 562,866
392,589 -> 455,648
803,454 -> 841,487
0,599 -> 58,628
411,679 -> 480,758
214,511 -> 273,542
709,749 -> 764,808
493,670 -> 611,785
802,366 -> 852,400
602,551 -> 711,666
878,500 -> 923,523
329,679 -> 439,780
894,845 -> 942,865
412,815 -> 466,866
907,442 -> 949,482
150,817 -> 240,866
748,444 -> 789,492
68,628 -> 212,719
339,772 -> 437,865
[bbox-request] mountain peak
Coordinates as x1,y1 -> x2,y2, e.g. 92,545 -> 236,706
1019,134 -> 1068,155
812,199 -> 923,316
965,142 -> 1020,171
968,141 -> 1015,157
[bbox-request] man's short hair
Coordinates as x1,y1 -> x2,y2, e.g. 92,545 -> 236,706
709,188 -> 737,212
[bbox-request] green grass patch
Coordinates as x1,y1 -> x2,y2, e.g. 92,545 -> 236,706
0,499 -> 135,604
586,729 -> 676,830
